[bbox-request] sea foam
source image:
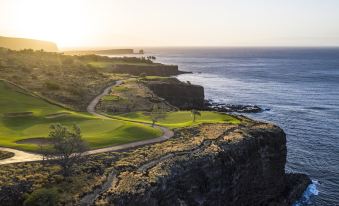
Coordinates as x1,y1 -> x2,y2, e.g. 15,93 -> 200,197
293,180 -> 319,206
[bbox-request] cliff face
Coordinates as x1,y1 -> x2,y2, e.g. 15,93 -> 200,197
108,64 -> 184,76
93,119 -> 310,206
146,79 -> 205,109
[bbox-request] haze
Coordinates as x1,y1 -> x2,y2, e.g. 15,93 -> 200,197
1,0 -> 339,49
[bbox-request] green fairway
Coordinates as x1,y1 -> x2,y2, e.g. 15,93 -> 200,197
0,81 -> 162,152
113,111 -> 241,128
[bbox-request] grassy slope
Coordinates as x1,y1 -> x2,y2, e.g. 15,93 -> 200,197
0,81 -> 162,152
113,111 -> 241,128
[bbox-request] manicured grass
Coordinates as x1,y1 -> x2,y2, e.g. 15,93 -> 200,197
87,61 -> 113,69
0,81 -> 162,152
113,111 -> 241,128
101,95 -> 120,101
113,85 -> 129,92
143,76 -> 170,80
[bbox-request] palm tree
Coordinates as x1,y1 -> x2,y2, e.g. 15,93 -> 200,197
191,109 -> 201,122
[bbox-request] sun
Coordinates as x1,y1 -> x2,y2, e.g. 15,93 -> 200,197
9,0 -> 90,48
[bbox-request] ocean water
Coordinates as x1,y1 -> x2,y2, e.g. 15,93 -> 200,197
146,47 -> 339,205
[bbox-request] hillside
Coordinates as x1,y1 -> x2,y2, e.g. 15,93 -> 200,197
0,49 -> 157,110
64,49 -> 136,55
0,36 -> 58,52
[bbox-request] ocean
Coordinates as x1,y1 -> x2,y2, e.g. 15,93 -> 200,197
145,47 -> 339,205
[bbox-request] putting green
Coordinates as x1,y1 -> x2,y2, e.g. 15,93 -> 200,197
113,111 -> 241,128
0,81 -> 162,152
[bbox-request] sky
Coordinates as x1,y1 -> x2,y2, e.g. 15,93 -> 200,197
0,0 -> 339,49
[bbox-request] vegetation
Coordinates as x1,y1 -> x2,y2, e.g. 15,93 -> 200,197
0,46 -> 248,205
98,78 -> 175,113
0,80 -> 162,152
46,124 -> 88,177
0,157 -> 112,205
143,76 -> 171,81
150,105 -> 166,127
191,109 -> 201,122
113,111 -> 241,128
112,85 -> 129,92
0,48 -> 159,110
101,95 -> 120,101
23,187 -> 60,206
0,150 -> 14,160
44,82 -> 60,90
0,123 -> 245,205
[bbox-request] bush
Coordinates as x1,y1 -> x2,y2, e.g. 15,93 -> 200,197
24,188 -> 60,206
21,66 -> 32,73
62,57 -> 74,65
45,82 -> 60,90
31,74 -> 38,80
0,151 -> 14,160
86,64 -> 99,74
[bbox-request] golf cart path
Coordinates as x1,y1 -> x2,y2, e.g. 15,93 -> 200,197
0,80 -> 174,165
0,147 -> 42,165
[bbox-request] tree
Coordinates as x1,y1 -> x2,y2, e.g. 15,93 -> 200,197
191,109 -> 201,122
48,124 -> 88,177
150,104 -> 165,127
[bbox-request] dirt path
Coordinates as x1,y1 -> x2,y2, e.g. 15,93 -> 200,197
0,80 -> 174,165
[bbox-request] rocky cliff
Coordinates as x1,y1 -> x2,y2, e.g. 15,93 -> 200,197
108,64 -> 186,76
145,78 -> 205,109
89,118 -> 310,206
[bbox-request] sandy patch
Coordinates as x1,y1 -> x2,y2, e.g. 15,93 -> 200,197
16,137 -> 52,145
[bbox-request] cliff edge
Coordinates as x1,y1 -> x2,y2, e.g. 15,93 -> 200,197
145,78 -> 205,109
88,117 -> 310,206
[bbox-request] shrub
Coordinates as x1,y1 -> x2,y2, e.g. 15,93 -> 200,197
0,151 -> 14,160
86,64 -> 99,73
31,74 -> 37,80
20,66 -> 32,73
62,57 -> 74,65
68,87 -> 86,96
23,187 -> 60,206
45,82 -> 60,90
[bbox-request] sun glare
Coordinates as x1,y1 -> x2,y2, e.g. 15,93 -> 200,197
9,0 -> 89,48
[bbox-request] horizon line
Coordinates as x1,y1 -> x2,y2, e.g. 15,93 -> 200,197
60,45 -> 339,51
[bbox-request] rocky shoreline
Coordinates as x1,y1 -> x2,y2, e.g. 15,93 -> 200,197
204,99 -> 265,113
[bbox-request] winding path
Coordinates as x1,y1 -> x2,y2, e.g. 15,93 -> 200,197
0,80 -> 174,165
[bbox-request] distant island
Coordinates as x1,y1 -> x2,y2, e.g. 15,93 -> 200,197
0,36 -> 58,52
